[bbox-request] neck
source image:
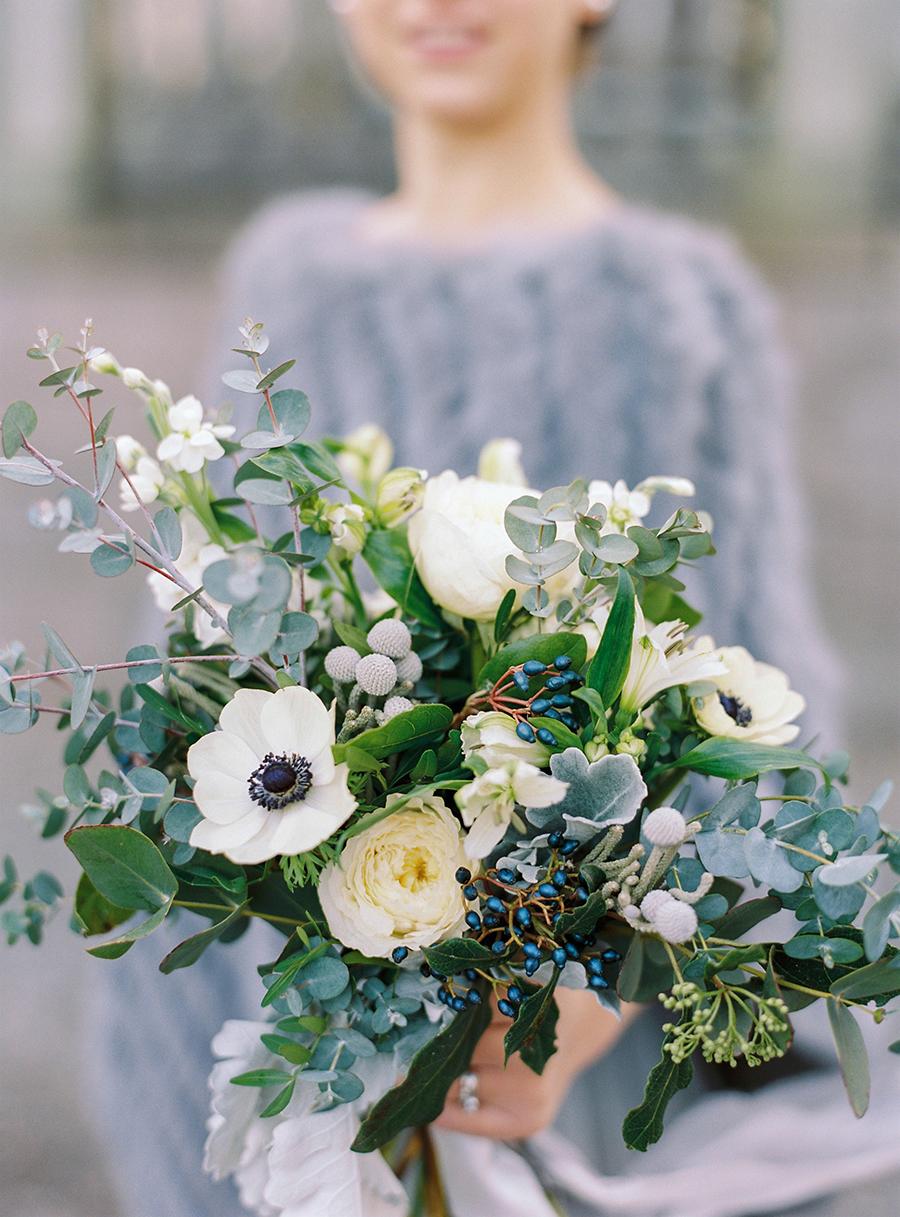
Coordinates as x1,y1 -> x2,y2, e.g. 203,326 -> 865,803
373,90 -> 615,245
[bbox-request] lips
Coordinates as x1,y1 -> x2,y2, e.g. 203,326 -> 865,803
407,24 -> 488,61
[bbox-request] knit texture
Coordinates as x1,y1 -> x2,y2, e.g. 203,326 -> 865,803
92,190 -> 840,1216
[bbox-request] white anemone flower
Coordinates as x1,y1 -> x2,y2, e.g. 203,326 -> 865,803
591,601 -> 726,714
456,761 -> 568,860
188,686 -> 356,864
146,511 -> 228,647
693,645 -> 806,745
156,394 -> 235,474
588,475 -> 695,534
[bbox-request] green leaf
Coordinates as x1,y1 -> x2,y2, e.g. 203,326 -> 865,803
154,507 -> 183,559
158,902 -> 249,973
87,904 -> 170,959
827,1000 -> 870,1117
617,935 -> 675,1003
424,937 -> 497,975
504,971 -> 560,1073
352,1000 -> 492,1152
90,542 -> 134,578
295,440 -> 342,483
673,738 -> 819,780
230,1068 -> 294,1087
712,895 -> 781,940
586,568 -> 635,707
477,632 -> 588,689
493,588 -> 517,643
260,1079 -> 296,1118
332,704 -> 453,763
77,710 -> 116,762
70,667 -> 96,731
73,872 -> 133,936
256,359 -> 296,391
830,955 -> 900,1001
2,401 -> 38,458
363,530 -> 443,629
622,1040 -> 693,1151
65,824 -> 177,912
555,890 -> 607,938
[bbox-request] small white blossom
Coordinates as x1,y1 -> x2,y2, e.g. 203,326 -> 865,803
693,646 -> 806,746
119,455 -> 165,512
156,395 -> 234,474
336,423 -> 393,485
460,711 -> 551,769
477,438 -> 528,486
588,475 -> 695,534
324,501 -> 367,556
457,761 -> 567,859
375,466 -> 426,526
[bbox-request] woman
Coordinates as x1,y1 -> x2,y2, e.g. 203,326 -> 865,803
95,3 -> 870,1215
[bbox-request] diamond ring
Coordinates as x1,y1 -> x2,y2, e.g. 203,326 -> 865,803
458,1070 -> 480,1113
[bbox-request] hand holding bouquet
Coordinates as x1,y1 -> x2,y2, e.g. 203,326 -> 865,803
2,320 -> 899,1215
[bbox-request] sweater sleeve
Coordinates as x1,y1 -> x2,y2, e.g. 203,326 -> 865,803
690,241 -> 843,751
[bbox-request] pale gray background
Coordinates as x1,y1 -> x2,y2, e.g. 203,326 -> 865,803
1,2 -> 899,1215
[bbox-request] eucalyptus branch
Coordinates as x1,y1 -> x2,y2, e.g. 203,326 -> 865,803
10,653 -> 246,685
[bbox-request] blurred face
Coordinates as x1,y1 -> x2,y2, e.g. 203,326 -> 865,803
336,0 -> 598,125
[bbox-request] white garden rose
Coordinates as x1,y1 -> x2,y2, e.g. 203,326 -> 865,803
318,794 -> 469,957
456,761 -> 568,860
188,686 -> 356,864
460,711 -> 551,768
693,645 -> 806,745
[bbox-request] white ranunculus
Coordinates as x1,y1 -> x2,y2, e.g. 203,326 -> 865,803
146,510 -> 228,646
460,711 -> 551,769
456,761 -> 568,860
693,645 -> 806,746
590,600 -> 726,714
478,438 -> 528,486
156,394 -> 235,474
188,686 -> 356,864
337,423 -> 394,485
319,794 -> 469,957
588,475 -> 695,534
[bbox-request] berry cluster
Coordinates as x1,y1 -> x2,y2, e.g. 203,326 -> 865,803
476,654 -> 584,745
403,839 -> 621,1020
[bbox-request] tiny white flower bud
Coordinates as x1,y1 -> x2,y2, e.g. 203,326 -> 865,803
395,651 -> 423,685
375,466 -> 427,527
324,645 -> 361,684
367,619 -> 412,659
122,366 -> 149,390
642,806 -> 689,847
653,900 -> 698,944
383,696 -> 414,720
355,653 -> 398,697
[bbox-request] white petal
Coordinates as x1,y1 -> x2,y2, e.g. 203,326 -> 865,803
156,433 -> 183,462
270,804 -> 348,855
188,730 -> 258,783
512,766 -> 567,809
463,807 -> 508,859
218,689 -> 274,758
190,810 -> 266,854
259,686 -> 332,760
192,773 -> 257,825
222,815 -> 286,864
304,764 -> 356,822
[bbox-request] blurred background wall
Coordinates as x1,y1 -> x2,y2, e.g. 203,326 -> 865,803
1,2 -> 898,1214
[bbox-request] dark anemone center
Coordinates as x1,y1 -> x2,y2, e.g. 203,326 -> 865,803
248,752 -> 313,811
719,692 -> 753,727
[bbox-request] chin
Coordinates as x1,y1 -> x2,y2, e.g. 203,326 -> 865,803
404,77 -> 513,125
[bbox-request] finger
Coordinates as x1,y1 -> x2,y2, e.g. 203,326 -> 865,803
434,1099 -> 548,1140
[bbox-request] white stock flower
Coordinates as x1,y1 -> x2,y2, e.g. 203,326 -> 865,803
460,711 -> 551,769
693,645 -> 806,745
188,686 -> 356,864
589,600 -> 726,714
478,438 -> 528,486
115,434 -> 146,470
325,501 -> 367,556
156,394 -> 234,474
146,511 -> 228,646
319,794 -> 469,957
120,456 -> 165,512
588,475 -> 695,534
337,423 -> 393,485
457,761 -> 567,859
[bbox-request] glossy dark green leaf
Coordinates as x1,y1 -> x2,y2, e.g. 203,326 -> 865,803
332,704 -> 453,763
363,529 -> 443,629
555,890 -> 607,938
86,904 -> 170,959
424,937 -> 498,975
73,872 -> 133,936
504,971 -> 560,1073
65,824 -> 177,912
673,738 -> 818,780
586,567 -> 635,707
477,632 -> 588,689
158,902 -> 249,973
622,1039 -> 693,1151
352,1000 -> 491,1152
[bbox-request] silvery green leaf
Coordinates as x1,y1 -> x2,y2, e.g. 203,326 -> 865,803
125,644 -> 163,684
70,668 -> 96,731
862,890 -> 900,961
95,440 -> 117,499
505,555 -> 543,585
695,828 -> 750,878
229,606 -> 282,655
593,533 -> 640,564
59,528 -> 103,553
276,611 -> 319,655
702,783 -> 760,830
827,1000 -> 870,1117
222,369 -> 262,394
239,428 -> 295,450
2,400 -> 37,458
529,539 -> 578,568
815,854 -> 886,887
0,701 -> 39,734
254,556 -> 293,612
744,827 -> 805,892
812,872 -> 866,920
865,780 -> 893,814
505,495 -> 542,550
0,455 -> 56,486
238,478 -> 295,506
506,504 -> 548,526
64,485 -> 99,527
297,955 -> 351,1001
544,750 -> 647,829
265,389 -> 311,438
42,623 -> 80,671
154,507 -> 182,559
90,541 -> 134,577
523,585 -> 553,616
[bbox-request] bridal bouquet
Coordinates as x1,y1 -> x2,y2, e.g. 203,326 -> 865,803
3,320 -> 900,1216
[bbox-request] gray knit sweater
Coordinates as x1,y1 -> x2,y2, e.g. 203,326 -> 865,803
93,191 -> 839,1217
